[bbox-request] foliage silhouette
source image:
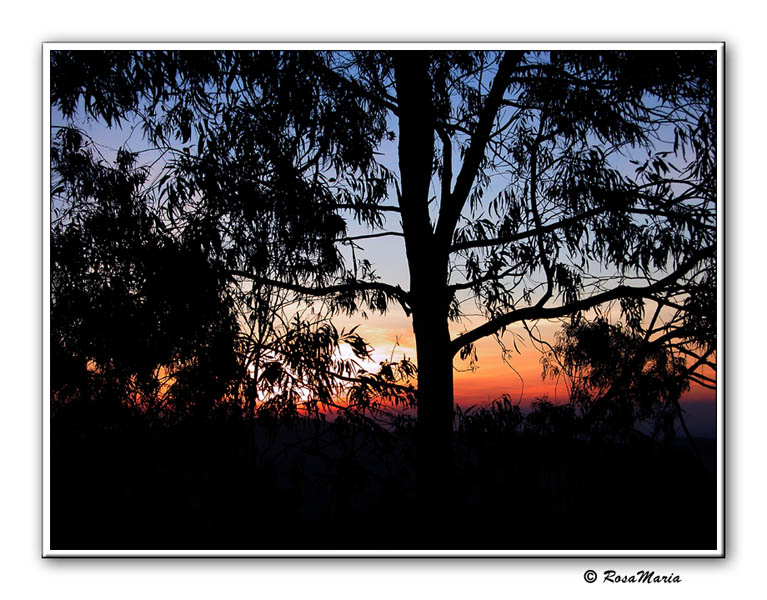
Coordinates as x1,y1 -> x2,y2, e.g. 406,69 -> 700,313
50,49 -> 717,517
51,131 -> 243,418
540,317 -> 688,440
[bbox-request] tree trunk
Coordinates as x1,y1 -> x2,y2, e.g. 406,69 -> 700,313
412,307 -> 454,449
411,295 -> 455,515
393,51 -> 455,535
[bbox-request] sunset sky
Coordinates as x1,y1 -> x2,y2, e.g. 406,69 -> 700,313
332,191 -> 716,411
51,69 -> 717,423
331,287 -> 716,410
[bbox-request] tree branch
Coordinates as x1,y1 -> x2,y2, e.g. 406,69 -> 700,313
447,263 -> 524,293
338,231 -> 405,243
437,125 -> 453,206
688,373 -> 717,390
451,207 -> 606,252
435,51 -> 525,249
317,62 -> 400,115
449,245 -> 715,356
450,204 -> 713,254
326,370 -> 416,395
228,270 -> 411,312
330,203 -> 401,213
528,130 -> 554,307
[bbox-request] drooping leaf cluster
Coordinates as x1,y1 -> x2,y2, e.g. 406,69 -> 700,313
52,50 -> 396,291
540,317 -> 689,440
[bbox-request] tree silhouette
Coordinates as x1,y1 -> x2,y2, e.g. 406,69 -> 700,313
51,130 -> 243,418
539,316 -> 689,439
50,50 -> 717,498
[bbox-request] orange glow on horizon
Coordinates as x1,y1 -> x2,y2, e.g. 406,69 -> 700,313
334,310 -> 716,410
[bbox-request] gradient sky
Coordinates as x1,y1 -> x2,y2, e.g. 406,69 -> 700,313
50,57 -> 717,427
332,125 -> 717,411
331,293 -> 716,409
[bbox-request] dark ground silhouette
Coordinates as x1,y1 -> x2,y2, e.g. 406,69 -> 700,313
50,400 -> 716,551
